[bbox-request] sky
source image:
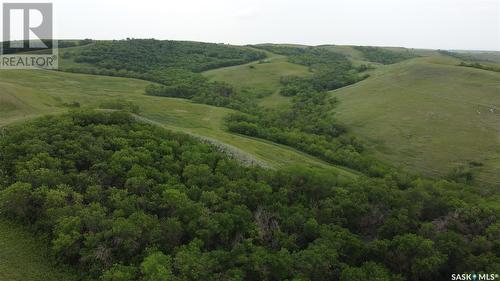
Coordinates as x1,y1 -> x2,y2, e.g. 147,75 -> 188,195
2,0 -> 500,50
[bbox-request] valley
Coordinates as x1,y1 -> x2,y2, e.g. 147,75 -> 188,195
0,39 -> 499,281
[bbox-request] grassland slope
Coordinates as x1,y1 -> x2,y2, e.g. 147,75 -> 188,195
0,69 -> 357,178
331,55 -> 500,185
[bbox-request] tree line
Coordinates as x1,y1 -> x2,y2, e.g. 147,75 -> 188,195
225,90 -> 388,176
71,39 -> 266,73
354,46 -> 416,64
458,61 -> 500,73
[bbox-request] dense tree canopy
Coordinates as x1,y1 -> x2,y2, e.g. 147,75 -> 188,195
0,111 -> 498,281
62,39 -> 266,110
72,39 -> 266,73
353,46 -> 416,64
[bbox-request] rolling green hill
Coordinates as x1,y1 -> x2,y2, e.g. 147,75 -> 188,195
331,55 -> 500,185
10,42 -> 500,185
203,49 -> 312,108
1,40 -> 500,280
201,44 -> 500,185
0,69 -> 357,178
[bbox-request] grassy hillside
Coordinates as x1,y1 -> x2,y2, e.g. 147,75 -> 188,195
3,45 -> 498,186
203,50 -> 311,106
447,50 -> 500,63
0,69 -> 357,178
332,55 -> 500,185
204,44 -> 369,110
204,44 -> 368,109
319,45 -> 438,66
1,41 -> 499,280
205,44 -> 500,185
0,220 -> 78,281
317,45 -> 369,66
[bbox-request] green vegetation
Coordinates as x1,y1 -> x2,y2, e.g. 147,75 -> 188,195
253,45 -> 366,95
217,45 -> 384,176
4,42 -> 500,185
145,79 -> 252,110
99,99 -> 141,113
202,43 -> 500,185
331,56 -> 500,184
0,69 -> 354,177
0,219 -> 78,281
1,111 -> 498,281
458,61 -> 500,73
58,39 -> 266,109
317,45 -> 369,64
203,51 -> 312,105
438,50 -> 473,61
460,51 -> 500,63
437,50 -> 500,64
1,40 -> 500,280
225,90 -> 386,176
353,46 -> 416,64
24,42 -> 500,185
69,39 -> 265,73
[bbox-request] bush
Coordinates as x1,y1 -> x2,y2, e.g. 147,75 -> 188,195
99,100 -> 140,114
354,46 -> 416,64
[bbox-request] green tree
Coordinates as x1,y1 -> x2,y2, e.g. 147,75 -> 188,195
385,234 -> 447,281
340,262 -> 403,281
102,264 -> 138,281
0,182 -> 35,222
141,251 -> 173,281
